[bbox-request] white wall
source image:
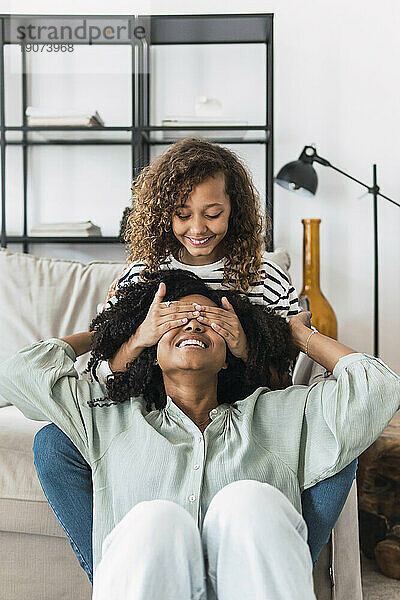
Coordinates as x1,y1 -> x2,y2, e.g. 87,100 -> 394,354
1,1 -> 399,371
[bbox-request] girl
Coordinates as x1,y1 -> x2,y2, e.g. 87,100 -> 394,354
3,270 -> 399,600
33,137 -> 357,584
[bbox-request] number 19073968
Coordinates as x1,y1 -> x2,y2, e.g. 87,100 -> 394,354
22,44 -> 74,52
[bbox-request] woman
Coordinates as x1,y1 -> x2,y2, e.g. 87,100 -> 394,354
1,270 -> 398,599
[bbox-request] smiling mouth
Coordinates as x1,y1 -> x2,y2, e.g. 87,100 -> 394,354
185,236 -> 215,247
176,338 -> 208,349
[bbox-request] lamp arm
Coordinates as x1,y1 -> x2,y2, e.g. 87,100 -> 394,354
315,154 -> 400,209
376,191 -> 400,209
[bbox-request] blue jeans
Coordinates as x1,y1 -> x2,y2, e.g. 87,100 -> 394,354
33,423 -> 358,584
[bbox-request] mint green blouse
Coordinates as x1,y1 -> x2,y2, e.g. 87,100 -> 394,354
0,339 -> 398,574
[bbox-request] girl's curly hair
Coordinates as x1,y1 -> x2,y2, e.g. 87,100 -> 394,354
85,269 -> 295,412
123,137 -> 266,293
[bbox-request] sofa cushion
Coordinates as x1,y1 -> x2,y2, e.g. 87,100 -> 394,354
0,250 -> 125,406
0,530 -> 92,600
0,406 -> 47,502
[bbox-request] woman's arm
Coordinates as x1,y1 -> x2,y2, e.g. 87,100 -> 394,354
289,313 -> 356,373
60,331 -> 93,357
0,338 -> 132,464
58,329 -> 145,373
298,352 -> 400,491
0,339 -> 102,459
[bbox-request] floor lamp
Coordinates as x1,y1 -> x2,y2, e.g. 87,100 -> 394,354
274,145 -> 400,358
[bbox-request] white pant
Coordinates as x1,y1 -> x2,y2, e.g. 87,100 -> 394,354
93,480 -> 316,600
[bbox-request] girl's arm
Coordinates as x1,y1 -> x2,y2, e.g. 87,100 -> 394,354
108,283 -> 196,373
93,264 -> 140,378
108,332 -> 146,372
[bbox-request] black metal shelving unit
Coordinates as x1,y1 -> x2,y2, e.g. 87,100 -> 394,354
0,13 -> 274,253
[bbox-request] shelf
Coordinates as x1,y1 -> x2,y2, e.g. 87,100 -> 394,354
4,127 -> 133,145
5,137 -> 267,146
143,126 -> 270,145
6,126 -> 133,131
6,236 -> 122,244
5,125 -> 267,131
147,137 -> 268,146
3,125 -> 270,146
141,125 -> 268,132
147,14 -> 272,45
1,14 -> 273,46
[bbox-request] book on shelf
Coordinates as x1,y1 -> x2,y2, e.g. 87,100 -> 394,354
25,107 -> 105,127
28,116 -> 102,127
161,117 -> 248,140
30,221 -> 102,237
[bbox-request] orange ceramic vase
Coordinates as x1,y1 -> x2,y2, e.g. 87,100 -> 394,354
300,218 -> 338,340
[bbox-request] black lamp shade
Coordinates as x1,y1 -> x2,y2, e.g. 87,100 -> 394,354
274,160 -> 318,197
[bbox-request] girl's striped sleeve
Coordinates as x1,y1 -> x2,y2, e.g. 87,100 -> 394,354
262,261 -> 302,319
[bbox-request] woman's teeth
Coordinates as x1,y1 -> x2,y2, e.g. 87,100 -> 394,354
187,236 -> 214,246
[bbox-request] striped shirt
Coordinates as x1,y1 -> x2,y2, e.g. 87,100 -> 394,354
106,252 -> 301,319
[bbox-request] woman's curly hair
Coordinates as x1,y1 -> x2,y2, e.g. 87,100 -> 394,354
85,269 -> 295,412
123,137 -> 266,293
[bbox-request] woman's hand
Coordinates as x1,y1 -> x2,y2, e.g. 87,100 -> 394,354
288,310 -> 356,371
192,297 -> 249,362
289,310 -> 312,330
109,282 -> 197,372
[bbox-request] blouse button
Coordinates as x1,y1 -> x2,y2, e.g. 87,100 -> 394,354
194,464 -> 200,470
210,408 -> 218,416
189,494 -> 196,502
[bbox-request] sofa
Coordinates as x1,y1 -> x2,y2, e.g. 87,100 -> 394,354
0,248 -> 362,600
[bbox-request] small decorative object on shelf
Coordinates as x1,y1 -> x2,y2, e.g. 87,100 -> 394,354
30,221 -> 102,237
300,218 -> 337,339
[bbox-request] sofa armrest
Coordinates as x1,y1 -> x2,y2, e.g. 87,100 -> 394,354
313,480 -> 362,600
